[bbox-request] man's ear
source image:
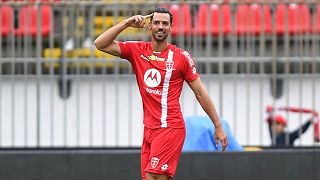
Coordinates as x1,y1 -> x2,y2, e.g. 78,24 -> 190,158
169,24 -> 173,32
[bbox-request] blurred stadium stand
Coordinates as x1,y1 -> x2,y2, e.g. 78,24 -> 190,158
194,4 -> 232,36
0,1 -> 319,60
0,0 -> 319,148
15,5 -> 52,36
235,4 -> 272,35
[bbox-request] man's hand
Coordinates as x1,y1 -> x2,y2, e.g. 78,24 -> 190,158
124,14 -> 153,28
214,125 -> 228,152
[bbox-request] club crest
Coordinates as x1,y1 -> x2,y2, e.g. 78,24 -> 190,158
165,61 -> 174,70
151,157 -> 159,168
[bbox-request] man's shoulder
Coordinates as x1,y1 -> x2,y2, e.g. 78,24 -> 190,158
121,41 -> 150,53
121,41 -> 146,46
169,44 -> 191,57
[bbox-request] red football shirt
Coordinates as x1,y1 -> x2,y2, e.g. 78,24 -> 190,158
118,41 -> 199,129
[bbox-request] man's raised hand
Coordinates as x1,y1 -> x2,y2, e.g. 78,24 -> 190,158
125,14 -> 153,28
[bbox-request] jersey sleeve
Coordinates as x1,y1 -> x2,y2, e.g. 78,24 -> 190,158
118,41 -> 137,62
181,50 -> 199,82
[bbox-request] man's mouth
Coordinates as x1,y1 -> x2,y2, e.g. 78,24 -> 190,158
156,31 -> 165,35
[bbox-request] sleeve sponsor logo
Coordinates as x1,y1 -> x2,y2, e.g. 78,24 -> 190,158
192,67 -> 197,74
182,51 -> 195,67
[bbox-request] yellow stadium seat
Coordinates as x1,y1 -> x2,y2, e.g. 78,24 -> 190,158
44,48 -> 115,58
75,16 -> 145,36
43,48 -> 117,68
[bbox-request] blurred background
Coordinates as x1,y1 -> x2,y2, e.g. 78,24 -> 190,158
0,0 -> 319,179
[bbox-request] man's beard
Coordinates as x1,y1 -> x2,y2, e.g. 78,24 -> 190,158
152,30 -> 168,41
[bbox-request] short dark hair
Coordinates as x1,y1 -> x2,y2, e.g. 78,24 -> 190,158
151,7 -> 173,25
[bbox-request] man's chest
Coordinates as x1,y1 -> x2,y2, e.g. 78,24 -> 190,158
132,50 -> 183,88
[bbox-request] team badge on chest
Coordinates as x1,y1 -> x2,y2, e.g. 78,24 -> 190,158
165,61 -> 174,70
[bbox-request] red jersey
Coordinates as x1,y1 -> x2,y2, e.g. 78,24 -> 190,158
119,41 -> 199,129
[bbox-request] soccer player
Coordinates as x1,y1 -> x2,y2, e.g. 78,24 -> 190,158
94,7 -> 228,180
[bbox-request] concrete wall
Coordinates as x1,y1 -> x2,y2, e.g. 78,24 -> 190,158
0,148 -> 319,180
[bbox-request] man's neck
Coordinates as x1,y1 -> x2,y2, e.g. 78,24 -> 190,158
152,40 -> 168,52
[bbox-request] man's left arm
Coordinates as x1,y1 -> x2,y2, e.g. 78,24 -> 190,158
289,117 -> 313,142
187,78 -> 228,151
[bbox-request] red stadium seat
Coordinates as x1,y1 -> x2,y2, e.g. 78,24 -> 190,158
275,4 -> 286,34
13,0 -> 60,2
210,4 -> 232,35
169,4 -> 192,37
275,3 -> 311,35
0,6 -> 14,36
194,4 -> 209,36
15,5 -> 52,37
194,4 -> 231,36
249,4 -> 272,34
313,5 -> 320,33
300,4 -> 311,33
235,4 -> 272,35
235,4 -> 248,35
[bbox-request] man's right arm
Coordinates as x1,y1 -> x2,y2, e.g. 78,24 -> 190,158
94,21 -> 129,57
94,14 -> 152,57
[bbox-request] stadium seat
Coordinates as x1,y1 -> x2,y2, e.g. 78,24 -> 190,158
43,48 -> 116,69
169,4 -> 192,37
194,4 -> 231,36
275,3 -> 311,35
0,6 -> 14,36
235,4 -> 272,35
211,4 -> 232,35
13,0 -> 60,2
15,5 -> 52,36
194,4 -> 209,36
299,4 -> 311,33
313,5 -> 320,33
43,48 -> 115,59
249,4 -> 272,34
275,4 -> 290,34
86,16 -> 143,36
235,4 -> 248,35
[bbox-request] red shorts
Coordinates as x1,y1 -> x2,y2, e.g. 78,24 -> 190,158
141,126 -> 186,179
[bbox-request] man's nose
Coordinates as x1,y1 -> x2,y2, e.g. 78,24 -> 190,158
158,23 -> 164,29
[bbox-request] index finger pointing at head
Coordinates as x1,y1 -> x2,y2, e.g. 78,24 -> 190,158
143,14 -> 153,19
